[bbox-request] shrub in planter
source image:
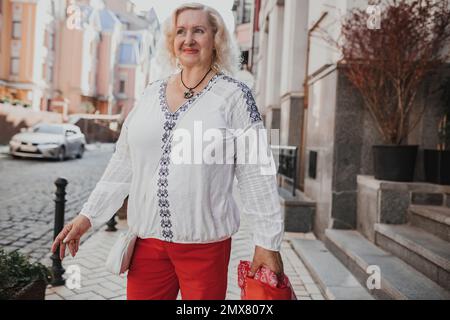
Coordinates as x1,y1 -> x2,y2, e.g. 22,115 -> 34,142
325,0 -> 450,181
0,249 -> 52,300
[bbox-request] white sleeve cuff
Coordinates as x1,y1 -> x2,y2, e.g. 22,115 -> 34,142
252,229 -> 284,252
79,212 -> 94,228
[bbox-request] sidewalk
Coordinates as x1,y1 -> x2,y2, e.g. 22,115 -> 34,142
0,145 -> 9,158
45,184 -> 325,300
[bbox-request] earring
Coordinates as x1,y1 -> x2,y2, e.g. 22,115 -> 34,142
175,57 -> 183,70
212,62 -> 220,73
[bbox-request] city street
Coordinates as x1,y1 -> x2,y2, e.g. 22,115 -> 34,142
1,0 -> 449,302
0,144 -> 115,263
0,143 -> 324,300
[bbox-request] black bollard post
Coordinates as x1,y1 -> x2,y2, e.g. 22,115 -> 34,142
50,178 -> 67,286
106,213 -> 117,232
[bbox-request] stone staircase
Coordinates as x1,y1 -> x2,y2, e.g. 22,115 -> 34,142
374,206 -> 450,291
290,176 -> 450,300
324,227 -> 449,300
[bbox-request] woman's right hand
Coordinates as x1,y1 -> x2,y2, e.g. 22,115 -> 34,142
51,214 -> 92,260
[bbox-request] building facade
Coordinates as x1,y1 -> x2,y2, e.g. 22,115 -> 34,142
252,0 -> 449,239
0,0 -> 64,111
0,0 -> 160,119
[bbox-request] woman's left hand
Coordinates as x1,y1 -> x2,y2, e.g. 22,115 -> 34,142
249,245 -> 284,279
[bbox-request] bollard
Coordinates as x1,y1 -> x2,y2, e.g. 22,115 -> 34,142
50,177 -> 67,286
105,213 -> 117,232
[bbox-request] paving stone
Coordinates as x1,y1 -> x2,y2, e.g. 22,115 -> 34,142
93,287 -> 120,299
304,283 -> 322,294
99,281 -> 124,292
295,290 -> 310,297
87,293 -> 107,300
49,285 -> 77,297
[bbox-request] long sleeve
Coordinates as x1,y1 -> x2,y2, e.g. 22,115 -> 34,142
79,105 -> 138,228
230,83 -> 284,252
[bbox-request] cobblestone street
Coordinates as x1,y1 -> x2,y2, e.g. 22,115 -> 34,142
0,144 -> 116,263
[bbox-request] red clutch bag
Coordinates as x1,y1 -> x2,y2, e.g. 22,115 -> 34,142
238,260 -> 297,300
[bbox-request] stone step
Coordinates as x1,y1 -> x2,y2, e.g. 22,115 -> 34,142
375,223 -> 450,290
325,229 -> 450,300
290,239 -> 374,300
278,187 -> 315,233
408,205 -> 450,242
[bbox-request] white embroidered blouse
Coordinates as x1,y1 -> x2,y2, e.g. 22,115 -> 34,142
79,72 -> 284,251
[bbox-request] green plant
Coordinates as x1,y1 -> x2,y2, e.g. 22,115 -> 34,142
0,248 -> 52,300
438,76 -> 450,150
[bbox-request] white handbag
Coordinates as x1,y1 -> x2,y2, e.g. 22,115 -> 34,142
105,230 -> 137,275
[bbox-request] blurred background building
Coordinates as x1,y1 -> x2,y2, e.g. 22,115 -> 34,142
0,0 -> 160,120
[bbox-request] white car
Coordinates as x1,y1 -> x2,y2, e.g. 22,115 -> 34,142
9,123 -> 86,161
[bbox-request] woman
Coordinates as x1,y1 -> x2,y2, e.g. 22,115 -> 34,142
51,3 -> 284,300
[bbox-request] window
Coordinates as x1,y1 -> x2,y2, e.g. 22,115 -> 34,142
49,32 -> 55,51
12,21 -> 21,39
11,41 -> 20,57
119,80 -> 125,93
234,0 -> 253,24
242,0 -> 252,24
50,64 -> 54,82
45,62 -> 53,83
241,51 -> 249,66
10,58 -> 19,75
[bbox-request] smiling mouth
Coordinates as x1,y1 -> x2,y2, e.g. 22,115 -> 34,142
183,49 -> 199,54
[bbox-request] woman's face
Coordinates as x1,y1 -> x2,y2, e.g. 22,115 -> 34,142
174,9 -> 215,69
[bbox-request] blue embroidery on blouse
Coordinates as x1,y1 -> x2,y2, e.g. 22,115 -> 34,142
156,72 -> 223,242
221,75 -> 263,124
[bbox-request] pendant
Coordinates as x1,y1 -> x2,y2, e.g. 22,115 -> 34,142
184,89 -> 194,99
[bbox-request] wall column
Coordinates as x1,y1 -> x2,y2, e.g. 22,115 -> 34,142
279,0 -> 309,190
264,1 -> 284,130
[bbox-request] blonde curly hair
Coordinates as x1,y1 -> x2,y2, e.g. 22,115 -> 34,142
159,2 -> 241,77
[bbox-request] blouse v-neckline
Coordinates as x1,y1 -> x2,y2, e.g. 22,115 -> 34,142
160,72 -> 223,117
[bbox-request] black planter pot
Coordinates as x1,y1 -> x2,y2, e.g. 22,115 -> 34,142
373,145 -> 418,182
11,280 -> 47,300
424,149 -> 450,185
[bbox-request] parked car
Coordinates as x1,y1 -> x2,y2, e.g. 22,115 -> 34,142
9,123 -> 86,161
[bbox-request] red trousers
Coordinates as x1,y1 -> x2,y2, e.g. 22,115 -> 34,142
126,237 -> 232,300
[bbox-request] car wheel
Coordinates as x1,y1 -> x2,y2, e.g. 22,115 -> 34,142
76,145 -> 85,159
58,146 -> 66,161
